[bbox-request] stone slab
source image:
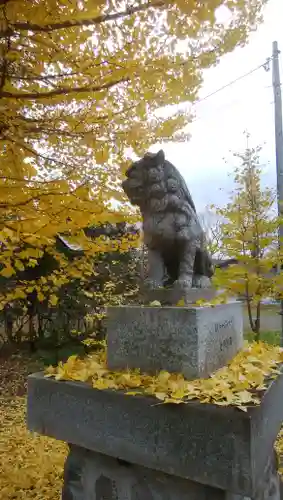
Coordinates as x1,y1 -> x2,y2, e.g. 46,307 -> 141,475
141,286 -> 219,305
62,444 -> 226,500
106,303 -> 243,380
27,369 -> 283,497
62,446 -> 282,500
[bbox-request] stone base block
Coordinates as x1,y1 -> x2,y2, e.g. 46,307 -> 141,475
62,446 -> 282,500
62,444 -> 226,500
106,302 -> 243,380
27,370 -> 283,497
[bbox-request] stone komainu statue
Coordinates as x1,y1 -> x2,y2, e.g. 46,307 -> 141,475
122,149 -> 214,289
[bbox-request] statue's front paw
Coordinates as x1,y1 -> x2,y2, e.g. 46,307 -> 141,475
144,278 -> 163,290
174,275 -> 193,290
193,275 -> 212,288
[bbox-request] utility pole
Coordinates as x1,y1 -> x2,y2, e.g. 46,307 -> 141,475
272,41 -> 283,346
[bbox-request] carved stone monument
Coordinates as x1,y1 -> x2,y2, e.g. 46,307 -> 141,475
119,150 -> 243,378
26,151 -> 283,500
122,149 -> 214,297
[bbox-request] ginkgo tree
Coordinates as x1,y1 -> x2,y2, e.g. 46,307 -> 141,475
211,140 -> 283,340
199,209 -> 225,259
0,0 -> 268,309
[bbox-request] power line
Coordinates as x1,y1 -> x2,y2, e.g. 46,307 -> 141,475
159,59 -> 273,123
191,85 -> 274,124
184,58 -> 276,124
194,60 -> 272,107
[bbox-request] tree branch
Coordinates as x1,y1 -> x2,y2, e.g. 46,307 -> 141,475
5,135 -> 80,171
0,2 -> 164,37
0,77 -> 129,99
0,24 -> 10,92
8,58 -> 122,81
19,103 -> 136,135
9,71 -> 82,81
0,190 -> 68,209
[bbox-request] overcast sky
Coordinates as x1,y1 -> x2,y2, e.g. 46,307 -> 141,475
150,0 -> 283,214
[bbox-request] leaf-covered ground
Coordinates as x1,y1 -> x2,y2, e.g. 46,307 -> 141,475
0,355 -> 67,500
1,345 -> 283,500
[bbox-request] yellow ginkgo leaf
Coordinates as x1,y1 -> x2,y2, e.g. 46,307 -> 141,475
149,300 -> 161,307
49,295 -> 58,306
155,392 -> 168,401
0,265 -> 15,278
176,298 -> 185,306
163,397 -> 184,404
14,260 -> 25,271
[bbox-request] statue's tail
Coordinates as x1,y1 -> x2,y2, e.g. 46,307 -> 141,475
194,247 -> 214,278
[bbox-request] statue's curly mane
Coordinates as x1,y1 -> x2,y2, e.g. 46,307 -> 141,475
161,160 -> 197,212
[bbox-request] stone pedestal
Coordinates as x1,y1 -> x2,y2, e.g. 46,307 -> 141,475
61,446 -> 282,500
141,285 -> 219,306
27,370 -> 283,499
106,302 -> 243,379
61,445 -> 225,500
27,299 -> 283,500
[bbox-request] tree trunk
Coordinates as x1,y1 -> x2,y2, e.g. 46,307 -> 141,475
254,301 -> 261,342
246,291 -> 256,335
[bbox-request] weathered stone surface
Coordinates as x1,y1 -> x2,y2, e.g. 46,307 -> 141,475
106,302 -> 243,379
226,452 -> 282,499
141,285 -> 219,306
62,445 -> 282,500
62,444 -> 225,499
27,369 -> 283,497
